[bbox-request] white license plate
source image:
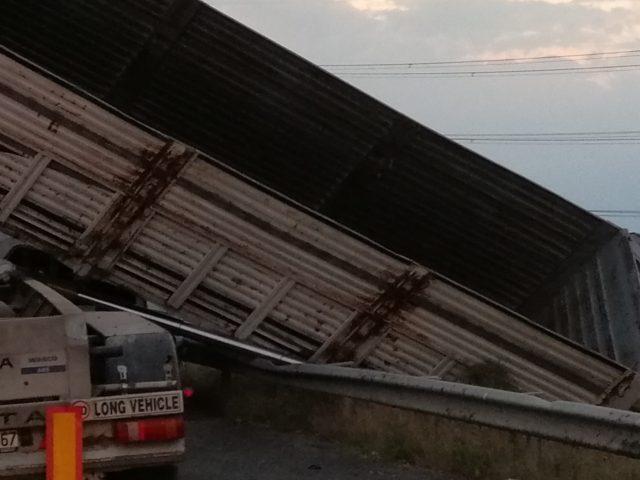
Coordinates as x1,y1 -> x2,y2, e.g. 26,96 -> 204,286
0,430 -> 19,452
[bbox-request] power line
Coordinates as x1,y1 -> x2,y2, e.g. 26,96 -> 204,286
333,63 -> 640,78
590,210 -> 640,214
589,210 -> 640,219
324,47 -> 640,78
457,141 -> 640,146
444,129 -> 640,145
448,130 -> 640,137
592,214 -> 640,218
434,130 -> 640,145
452,137 -> 640,142
453,139 -> 640,145
322,48 -> 640,69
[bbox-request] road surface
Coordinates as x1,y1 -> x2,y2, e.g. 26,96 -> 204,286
177,411 -> 457,480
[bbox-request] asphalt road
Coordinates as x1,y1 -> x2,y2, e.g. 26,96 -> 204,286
178,412 -> 457,480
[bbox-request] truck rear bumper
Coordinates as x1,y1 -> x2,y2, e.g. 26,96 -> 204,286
0,439 -> 185,478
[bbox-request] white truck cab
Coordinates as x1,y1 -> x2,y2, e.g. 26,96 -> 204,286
0,249 -> 184,479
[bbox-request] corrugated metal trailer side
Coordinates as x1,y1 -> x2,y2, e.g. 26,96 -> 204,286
631,235 -> 640,264
0,52 -> 637,407
0,0 -> 620,314
523,233 -> 640,369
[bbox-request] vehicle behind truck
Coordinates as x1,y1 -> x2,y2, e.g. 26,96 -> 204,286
0,250 -> 184,479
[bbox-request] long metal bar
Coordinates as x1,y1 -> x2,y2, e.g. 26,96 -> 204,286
77,293 -> 302,365
25,279 -> 82,315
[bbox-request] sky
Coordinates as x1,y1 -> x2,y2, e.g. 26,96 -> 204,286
204,0 -> 639,232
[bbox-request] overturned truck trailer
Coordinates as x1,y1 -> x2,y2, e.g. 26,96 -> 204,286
0,0 -> 639,373
0,51 -> 638,408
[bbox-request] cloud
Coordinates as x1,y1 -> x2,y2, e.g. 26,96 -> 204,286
483,1 -> 640,59
344,0 -> 408,12
506,0 -> 638,12
585,72 -> 616,89
476,45 -> 599,60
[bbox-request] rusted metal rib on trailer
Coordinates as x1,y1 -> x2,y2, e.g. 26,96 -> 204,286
74,142 -> 197,272
311,268 -> 431,364
0,51 -> 638,408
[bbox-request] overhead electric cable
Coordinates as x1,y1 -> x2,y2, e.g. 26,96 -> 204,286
324,48 -> 640,78
590,210 -> 640,215
447,130 -> 640,137
333,63 -> 640,78
322,48 -> 640,69
443,129 -> 640,145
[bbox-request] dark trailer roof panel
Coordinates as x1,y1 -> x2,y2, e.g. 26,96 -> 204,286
0,0 -> 619,311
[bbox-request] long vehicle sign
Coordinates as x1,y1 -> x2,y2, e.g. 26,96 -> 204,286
72,391 -> 183,421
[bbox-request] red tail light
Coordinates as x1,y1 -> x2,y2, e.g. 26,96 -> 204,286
183,387 -> 194,399
114,416 -> 184,443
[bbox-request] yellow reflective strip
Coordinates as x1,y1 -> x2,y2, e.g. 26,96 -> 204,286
52,412 -> 78,480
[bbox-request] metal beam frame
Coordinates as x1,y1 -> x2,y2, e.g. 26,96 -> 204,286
0,153 -> 49,223
234,277 -> 296,340
167,244 -> 229,308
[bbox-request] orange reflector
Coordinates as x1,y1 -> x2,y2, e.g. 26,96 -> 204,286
46,407 -> 83,480
114,416 -> 184,443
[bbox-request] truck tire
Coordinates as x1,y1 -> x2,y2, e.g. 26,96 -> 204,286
107,465 -> 178,480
